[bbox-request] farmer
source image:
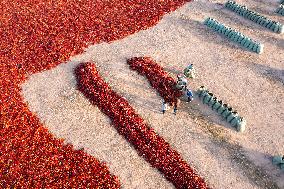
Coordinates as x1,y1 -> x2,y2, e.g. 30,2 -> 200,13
162,100 -> 170,114
186,88 -> 194,102
173,99 -> 181,115
184,64 -> 196,79
176,74 -> 188,91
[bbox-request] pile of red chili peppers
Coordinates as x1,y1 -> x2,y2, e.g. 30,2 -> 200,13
127,57 -> 182,105
0,0 -> 202,187
75,63 -> 209,189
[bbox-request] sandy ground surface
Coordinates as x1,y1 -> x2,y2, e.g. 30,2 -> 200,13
22,0 -> 284,188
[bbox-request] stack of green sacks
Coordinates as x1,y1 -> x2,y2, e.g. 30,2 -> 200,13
272,155 -> 284,170
203,17 -> 264,54
281,0 -> 284,4
224,1 -> 284,34
276,5 -> 284,16
197,86 -> 246,132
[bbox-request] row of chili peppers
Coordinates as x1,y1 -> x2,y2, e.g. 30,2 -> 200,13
75,62 -> 209,189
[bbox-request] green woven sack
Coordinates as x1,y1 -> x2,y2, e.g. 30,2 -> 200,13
279,25 -> 284,34
224,29 -> 231,36
236,7 -> 242,14
231,4 -> 238,11
210,22 -> 218,29
247,13 -> 254,20
266,21 -> 273,29
241,37 -> 250,46
281,164 -> 284,170
206,19 -> 213,27
245,11 -> 252,18
241,9 -> 248,16
221,27 -> 227,35
272,155 -> 284,165
208,97 -> 217,108
256,44 -> 264,54
240,37 -> 247,46
203,93 -> 213,104
206,20 -> 212,27
200,90 -> 208,99
260,19 -> 268,26
230,116 -> 239,127
224,2 -> 230,7
236,117 -> 246,132
237,35 -> 245,43
212,100 -> 222,111
197,86 -> 206,96
248,42 -> 255,50
231,34 -> 238,42
273,24 -> 280,33
253,16 -> 260,23
250,14 -> 257,21
215,24 -> 221,31
236,34 -> 243,43
221,107 -> 233,119
257,17 -> 264,24
252,43 -> 258,52
225,30 -> 231,36
217,105 -> 225,115
230,33 -> 236,41
258,18 -> 265,25
226,111 -> 237,122
204,18 -> 211,25
233,34 -> 240,42
270,23 -> 277,31
244,40 -> 251,48
228,31 -> 235,38
217,105 -> 226,115
217,25 -> 224,33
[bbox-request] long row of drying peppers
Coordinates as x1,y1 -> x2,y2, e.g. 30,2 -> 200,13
0,0 -> 191,187
75,62 -> 209,189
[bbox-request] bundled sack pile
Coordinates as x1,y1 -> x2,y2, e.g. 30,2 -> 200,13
197,86 -> 246,132
225,1 -> 284,34
204,17 -> 264,54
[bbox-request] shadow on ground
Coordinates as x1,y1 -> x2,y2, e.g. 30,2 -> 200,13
178,99 -> 281,189
248,62 -> 284,86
